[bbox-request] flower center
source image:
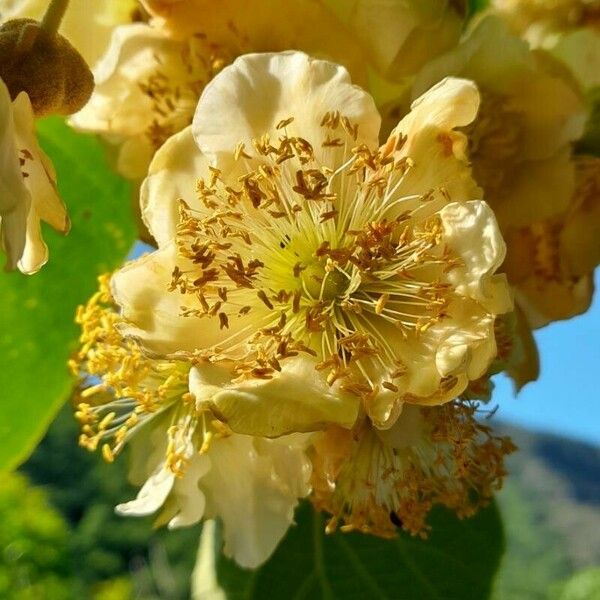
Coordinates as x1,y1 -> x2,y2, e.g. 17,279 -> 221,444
171,115 -> 467,402
301,260 -> 348,301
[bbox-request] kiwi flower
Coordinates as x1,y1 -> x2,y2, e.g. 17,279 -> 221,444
69,0 -> 368,179
310,402 -> 515,538
72,277 -> 513,565
73,51 -> 514,560
112,51 -> 511,435
412,16 -> 587,234
0,76 -> 68,273
503,155 -> 600,327
72,277 -> 311,568
491,0 -> 600,89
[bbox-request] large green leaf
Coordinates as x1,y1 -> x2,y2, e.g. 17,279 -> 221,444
197,502 -> 505,599
0,117 -> 135,472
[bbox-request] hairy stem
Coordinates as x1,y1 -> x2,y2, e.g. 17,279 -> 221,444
40,0 -> 70,35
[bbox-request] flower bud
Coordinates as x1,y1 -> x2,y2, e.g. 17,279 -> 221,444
0,18 -> 94,117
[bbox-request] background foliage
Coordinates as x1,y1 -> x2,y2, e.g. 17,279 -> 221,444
0,119 -> 136,472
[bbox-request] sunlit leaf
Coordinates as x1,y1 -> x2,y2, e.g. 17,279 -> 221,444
0,117 -> 135,472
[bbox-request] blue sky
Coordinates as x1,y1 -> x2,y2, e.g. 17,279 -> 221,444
494,270 -> 600,446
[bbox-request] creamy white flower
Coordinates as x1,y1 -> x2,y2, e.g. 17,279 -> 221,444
550,28 -> 600,90
119,416 -> 311,568
112,51 -> 511,435
491,0 -> 600,89
70,23 -> 217,179
73,277 -> 311,569
503,156 -> 600,327
310,401 -> 515,537
0,77 -> 68,273
70,1 -> 372,181
412,16 -> 587,231
0,0 -> 140,67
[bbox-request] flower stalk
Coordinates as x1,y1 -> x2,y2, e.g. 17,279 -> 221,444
40,0 -> 70,36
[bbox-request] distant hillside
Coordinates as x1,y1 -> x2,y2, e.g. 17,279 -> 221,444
492,423 -> 600,599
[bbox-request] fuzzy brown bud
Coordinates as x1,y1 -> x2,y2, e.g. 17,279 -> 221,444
0,18 -> 94,117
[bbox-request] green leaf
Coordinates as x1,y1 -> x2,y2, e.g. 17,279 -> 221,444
555,568 -> 600,600
575,86 -> 600,157
468,0 -> 490,17
0,117 -> 135,472
197,501 -> 505,599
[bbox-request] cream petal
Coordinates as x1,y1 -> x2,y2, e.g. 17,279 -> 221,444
510,50 -> 586,159
192,51 -> 380,172
551,28 -> 600,91
112,243 -> 264,356
11,92 -> 68,273
412,17 -> 531,100
116,464 -> 175,516
142,0 -> 368,86
375,403 -> 426,449
12,93 -> 67,231
168,453 -> 211,529
117,136 -> 156,181
111,244 -> 211,355
200,434 -> 311,568
17,209 -> 48,274
434,309 -> 498,382
562,207 -> 600,278
141,126 -> 211,247
440,201 -> 512,314
504,305 -> 540,392
70,24 -> 177,137
349,0 -> 464,79
388,77 -> 482,203
126,412 -> 172,486
3,0 -> 137,67
516,275 -> 593,329
190,357 -> 360,437
412,16 -> 585,161
0,80 -> 29,269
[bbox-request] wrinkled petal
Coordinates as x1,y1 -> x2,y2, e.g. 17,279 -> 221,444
141,126 -> 211,246
411,16 -> 585,232
70,23 -> 206,179
388,77 -> 482,203
70,24 -> 179,136
112,243 -> 256,356
116,464 -> 175,516
413,16 -> 585,161
440,201 -> 511,313
142,0 -> 367,84
190,358 -> 360,437
0,79 -> 29,269
493,149 -> 575,229
193,51 -> 380,172
168,454 -> 211,528
0,82 -> 67,274
200,434 -> 311,568
516,275 -> 593,329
